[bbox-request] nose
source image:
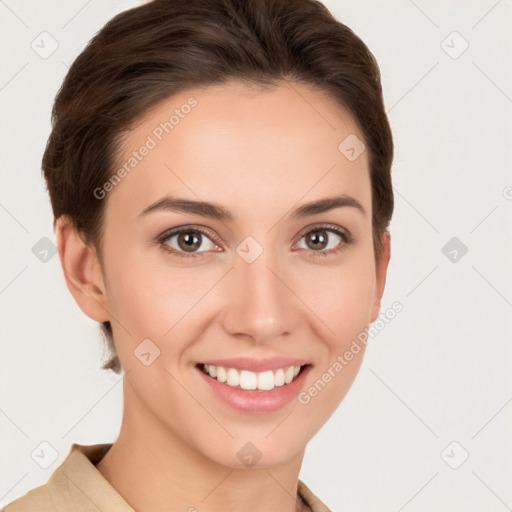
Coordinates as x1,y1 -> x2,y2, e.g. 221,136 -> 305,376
221,248 -> 300,345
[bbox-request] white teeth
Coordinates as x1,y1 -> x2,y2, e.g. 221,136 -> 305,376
257,370 -> 274,391
216,366 -> 227,382
274,368 -> 285,387
240,370 -> 257,390
226,368 -> 240,387
201,364 -> 305,390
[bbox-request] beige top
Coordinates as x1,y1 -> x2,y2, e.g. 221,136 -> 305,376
2,443 -> 332,512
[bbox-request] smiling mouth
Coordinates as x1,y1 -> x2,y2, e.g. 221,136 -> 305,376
196,362 -> 311,391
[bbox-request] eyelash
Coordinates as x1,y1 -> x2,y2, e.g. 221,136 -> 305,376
157,224 -> 353,260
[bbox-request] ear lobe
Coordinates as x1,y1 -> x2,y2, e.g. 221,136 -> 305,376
55,215 -> 109,323
370,231 -> 391,323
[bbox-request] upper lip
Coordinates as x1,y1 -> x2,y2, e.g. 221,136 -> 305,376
198,357 -> 311,372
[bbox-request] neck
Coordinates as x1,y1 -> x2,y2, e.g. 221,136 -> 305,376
95,378 -> 309,512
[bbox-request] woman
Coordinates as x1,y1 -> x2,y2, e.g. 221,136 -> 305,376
3,0 -> 393,510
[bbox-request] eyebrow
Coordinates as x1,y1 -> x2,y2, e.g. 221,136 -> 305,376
138,194 -> 366,221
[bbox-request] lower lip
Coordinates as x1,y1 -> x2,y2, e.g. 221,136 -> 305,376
195,364 -> 312,413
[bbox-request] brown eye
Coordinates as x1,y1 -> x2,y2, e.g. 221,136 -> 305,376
304,230 -> 329,251
160,227 -> 218,258
296,225 -> 353,258
176,231 -> 202,252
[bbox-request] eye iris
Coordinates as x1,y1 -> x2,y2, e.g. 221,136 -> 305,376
306,230 -> 328,250
178,231 -> 201,252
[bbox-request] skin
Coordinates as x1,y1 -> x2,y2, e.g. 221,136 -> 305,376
56,80 -> 390,512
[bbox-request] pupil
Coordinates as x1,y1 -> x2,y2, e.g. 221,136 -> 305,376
179,232 -> 200,252
308,231 -> 327,250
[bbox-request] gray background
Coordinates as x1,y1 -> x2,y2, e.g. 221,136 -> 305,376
1,1 -> 511,511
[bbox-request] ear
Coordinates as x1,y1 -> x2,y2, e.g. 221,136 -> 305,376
55,215 -> 109,323
370,231 -> 391,323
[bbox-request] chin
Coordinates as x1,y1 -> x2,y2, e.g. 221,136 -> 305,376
199,433 -> 306,471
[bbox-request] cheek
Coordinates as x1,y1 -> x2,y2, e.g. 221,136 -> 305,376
106,263 -> 191,334
103,249 -> 220,355
294,257 -> 375,422
299,252 -> 377,345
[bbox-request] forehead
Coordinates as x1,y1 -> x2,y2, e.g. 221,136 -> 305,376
107,80 -> 371,222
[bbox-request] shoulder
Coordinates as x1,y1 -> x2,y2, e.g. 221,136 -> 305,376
1,484 -> 55,512
1,442 -> 118,512
297,479 -> 333,512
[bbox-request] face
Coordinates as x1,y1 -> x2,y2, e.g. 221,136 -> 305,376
86,81 -> 389,468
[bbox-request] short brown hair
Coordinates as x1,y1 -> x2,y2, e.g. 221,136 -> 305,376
42,0 -> 394,374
